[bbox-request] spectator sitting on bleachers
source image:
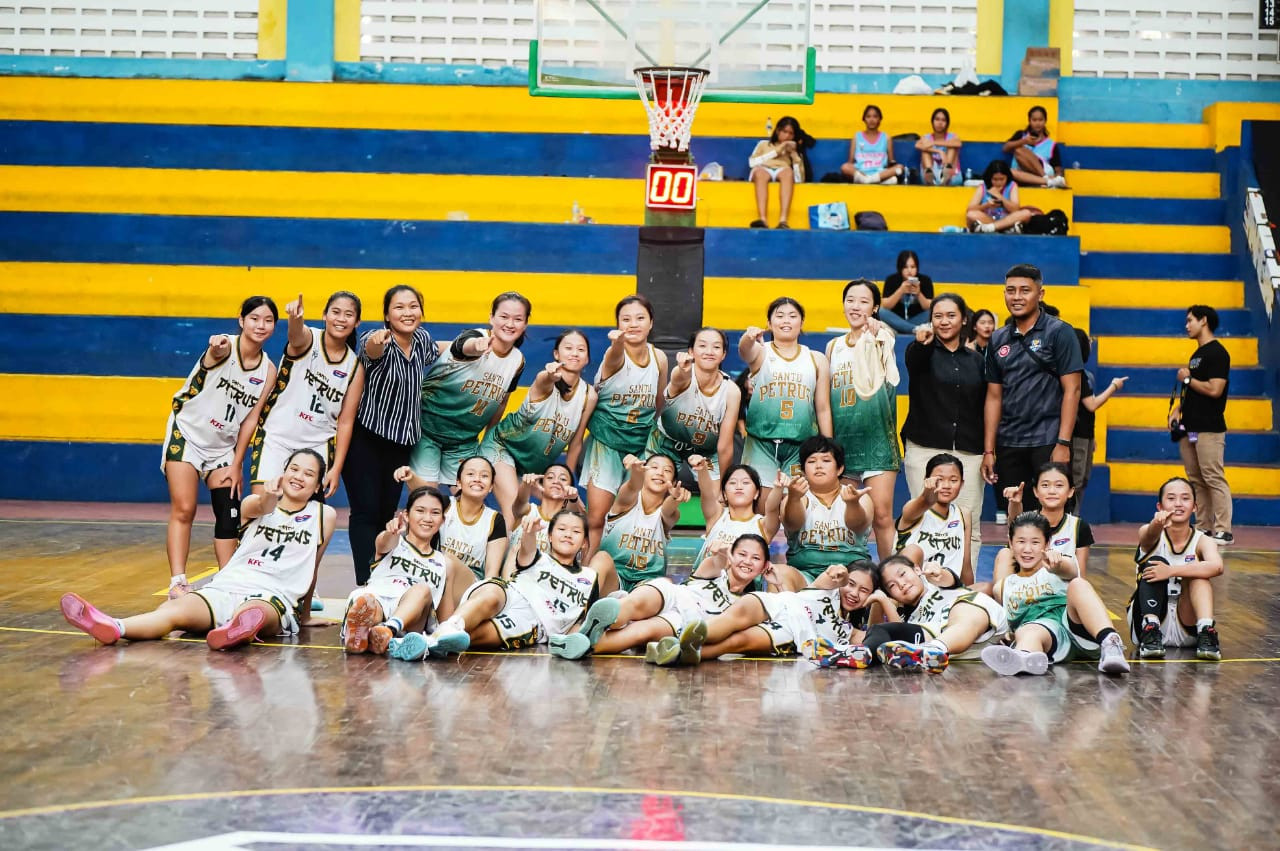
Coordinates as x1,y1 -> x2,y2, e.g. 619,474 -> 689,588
747,116 -> 814,229
916,108 -> 963,186
1003,104 -> 1067,189
840,104 -> 906,185
966,160 -> 1033,234
880,250 -> 934,334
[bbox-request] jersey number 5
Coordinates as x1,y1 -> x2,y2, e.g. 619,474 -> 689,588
780,400 -> 794,420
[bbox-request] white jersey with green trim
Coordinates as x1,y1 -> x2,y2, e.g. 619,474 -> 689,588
258,327 -> 358,449
656,376 -> 732,452
366,536 -> 450,605
681,571 -> 744,617
440,502 -> 500,578
511,551 -> 597,635
693,511 -> 768,566
207,500 -> 323,610
169,335 -> 272,455
897,503 -> 965,582
1135,527 -> 1206,597
1047,513 -> 1086,556
746,343 -> 818,442
901,581 -> 1007,652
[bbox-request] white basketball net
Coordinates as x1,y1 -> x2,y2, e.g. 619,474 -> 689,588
634,66 -> 710,152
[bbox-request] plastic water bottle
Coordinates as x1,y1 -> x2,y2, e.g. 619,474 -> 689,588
765,117 -> 772,134
571,200 -> 580,223
965,167 -> 973,181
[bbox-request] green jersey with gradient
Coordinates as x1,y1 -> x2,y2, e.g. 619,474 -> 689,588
746,343 -> 818,442
654,375 -> 732,455
587,344 -> 659,453
599,499 -> 668,587
786,491 -> 869,571
829,330 -> 900,472
420,330 -> 524,447
486,376 -> 589,474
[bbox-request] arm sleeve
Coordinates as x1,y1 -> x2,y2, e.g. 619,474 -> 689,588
1053,323 -> 1084,375
1198,345 -> 1231,380
1077,519 -> 1095,548
449,329 -> 485,361
488,512 -> 508,542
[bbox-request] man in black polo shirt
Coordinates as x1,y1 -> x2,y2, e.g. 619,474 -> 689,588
980,264 -> 1083,512
1170,304 -> 1233,546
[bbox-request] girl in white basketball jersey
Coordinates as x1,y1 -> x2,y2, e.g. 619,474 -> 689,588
739,298 -> 832,510
896,453 -> 973,587
1004,462 -> 1095,573
481,330 -> 597,530
645,327 -> 741,489
984,512 -> 1129,676
397,456 -> 506,581
690,459 -> 777,568
62,449 -> 336,650
247,291 -> 364,498
583,296 -> 669,557
549,534 -> 781,660
389,510 -> 601,659
504,463 -> 585,570
342,486 -> 475,655
1130,477 -> 1223,661
163,296 -> 278,597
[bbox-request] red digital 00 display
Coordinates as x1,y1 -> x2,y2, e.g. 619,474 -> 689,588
645,163 -> 699,211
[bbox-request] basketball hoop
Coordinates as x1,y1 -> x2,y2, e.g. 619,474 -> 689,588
634,66 -> 709,153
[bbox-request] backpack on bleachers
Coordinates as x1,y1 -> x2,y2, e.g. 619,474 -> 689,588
1024,209 -> 1069,235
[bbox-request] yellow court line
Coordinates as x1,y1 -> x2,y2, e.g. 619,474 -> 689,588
0,783 -> 1155,850
4,626 -> 1278,666
150,566 -> 219,598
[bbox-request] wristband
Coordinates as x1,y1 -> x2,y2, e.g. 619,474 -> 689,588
982,450 -> 995,456
1055,438 -> 1071,448
169,574 -> 187,588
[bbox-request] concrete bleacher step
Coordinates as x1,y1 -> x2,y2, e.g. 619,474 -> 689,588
1108,428 -> 1280,464
0,164 -> 1076,233
1073,196 -> 1225,227
1067,169 -> 1219,199
1073,223 -> 1229,254
1059,121 -> 1212,150
1085,278 -> 1243,308
1094,365 -> 1266,397
1110,491 -> 1280,527
1096,336 -> 1257,367
1111,461 -> 1279,497
1101,395 -> 1272,430
1081,251 -> 1236,280
1090,307 -> 1253,336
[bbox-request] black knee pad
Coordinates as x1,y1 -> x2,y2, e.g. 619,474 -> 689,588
210,487 -> 241,539
1133,557 -> 1171,622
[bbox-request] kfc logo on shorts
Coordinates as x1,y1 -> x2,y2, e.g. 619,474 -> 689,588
997,344 -> 1011,358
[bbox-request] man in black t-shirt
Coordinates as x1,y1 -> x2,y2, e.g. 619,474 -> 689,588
1170,305 -> 1233,545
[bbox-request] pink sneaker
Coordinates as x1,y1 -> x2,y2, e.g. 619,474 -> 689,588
206,607 -> 266,651
60,593 -> 121,645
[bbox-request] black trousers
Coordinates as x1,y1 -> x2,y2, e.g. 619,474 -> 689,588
342,422 -> 411,585
994,443 -> 1058,513
863,622 -> 928,665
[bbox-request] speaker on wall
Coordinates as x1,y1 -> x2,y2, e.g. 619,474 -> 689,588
636,226 -> 705,355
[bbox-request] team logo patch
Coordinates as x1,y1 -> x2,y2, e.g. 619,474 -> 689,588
1029,338 -> 1043,352
295,514 -> 312,523
1184,556 -> 1195,562
997,344 -> 1011,358
947,520 -> 961,528
1053,536 -> 1070,546
333,369 -> 348,378
576,577 -> 593,586
248,376 -> 264,385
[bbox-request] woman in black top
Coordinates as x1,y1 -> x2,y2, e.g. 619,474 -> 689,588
900,293 -> 987,558
342,285 -> 440,584
880,250 -> 934,334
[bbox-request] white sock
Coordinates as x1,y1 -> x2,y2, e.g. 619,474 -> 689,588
1143,614 -> 1160,626
114,619 -> 126,637
924,639 -> 948,654
1197,618 -> 1214,631
853,171 -> 873,184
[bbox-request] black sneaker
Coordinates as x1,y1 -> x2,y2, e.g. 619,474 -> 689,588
1196,625 -> 1221,661
1138,621 -> 1165,659
1211,531 -> 1234,547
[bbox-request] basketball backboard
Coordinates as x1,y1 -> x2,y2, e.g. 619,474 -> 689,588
530,0 -> 815,103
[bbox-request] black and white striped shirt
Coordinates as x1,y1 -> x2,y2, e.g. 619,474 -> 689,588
357,326 -> 439,445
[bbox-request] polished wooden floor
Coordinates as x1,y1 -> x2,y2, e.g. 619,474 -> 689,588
1,504 -> 1278,851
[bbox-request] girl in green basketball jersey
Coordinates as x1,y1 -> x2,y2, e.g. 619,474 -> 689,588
583,296 -> 669,556
480,330 -> 596,532
410,292 -> 529,492
827,279 -> 901,559
599,454 -> 688,589
738,297 -> 833,510
645,327 -> 741,493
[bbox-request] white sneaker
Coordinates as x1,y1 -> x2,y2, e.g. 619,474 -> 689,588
978,222 -> 996,234
1097,633 -> 1131,675
1047,175 -> 1067,189
981,645 -> 1049,676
